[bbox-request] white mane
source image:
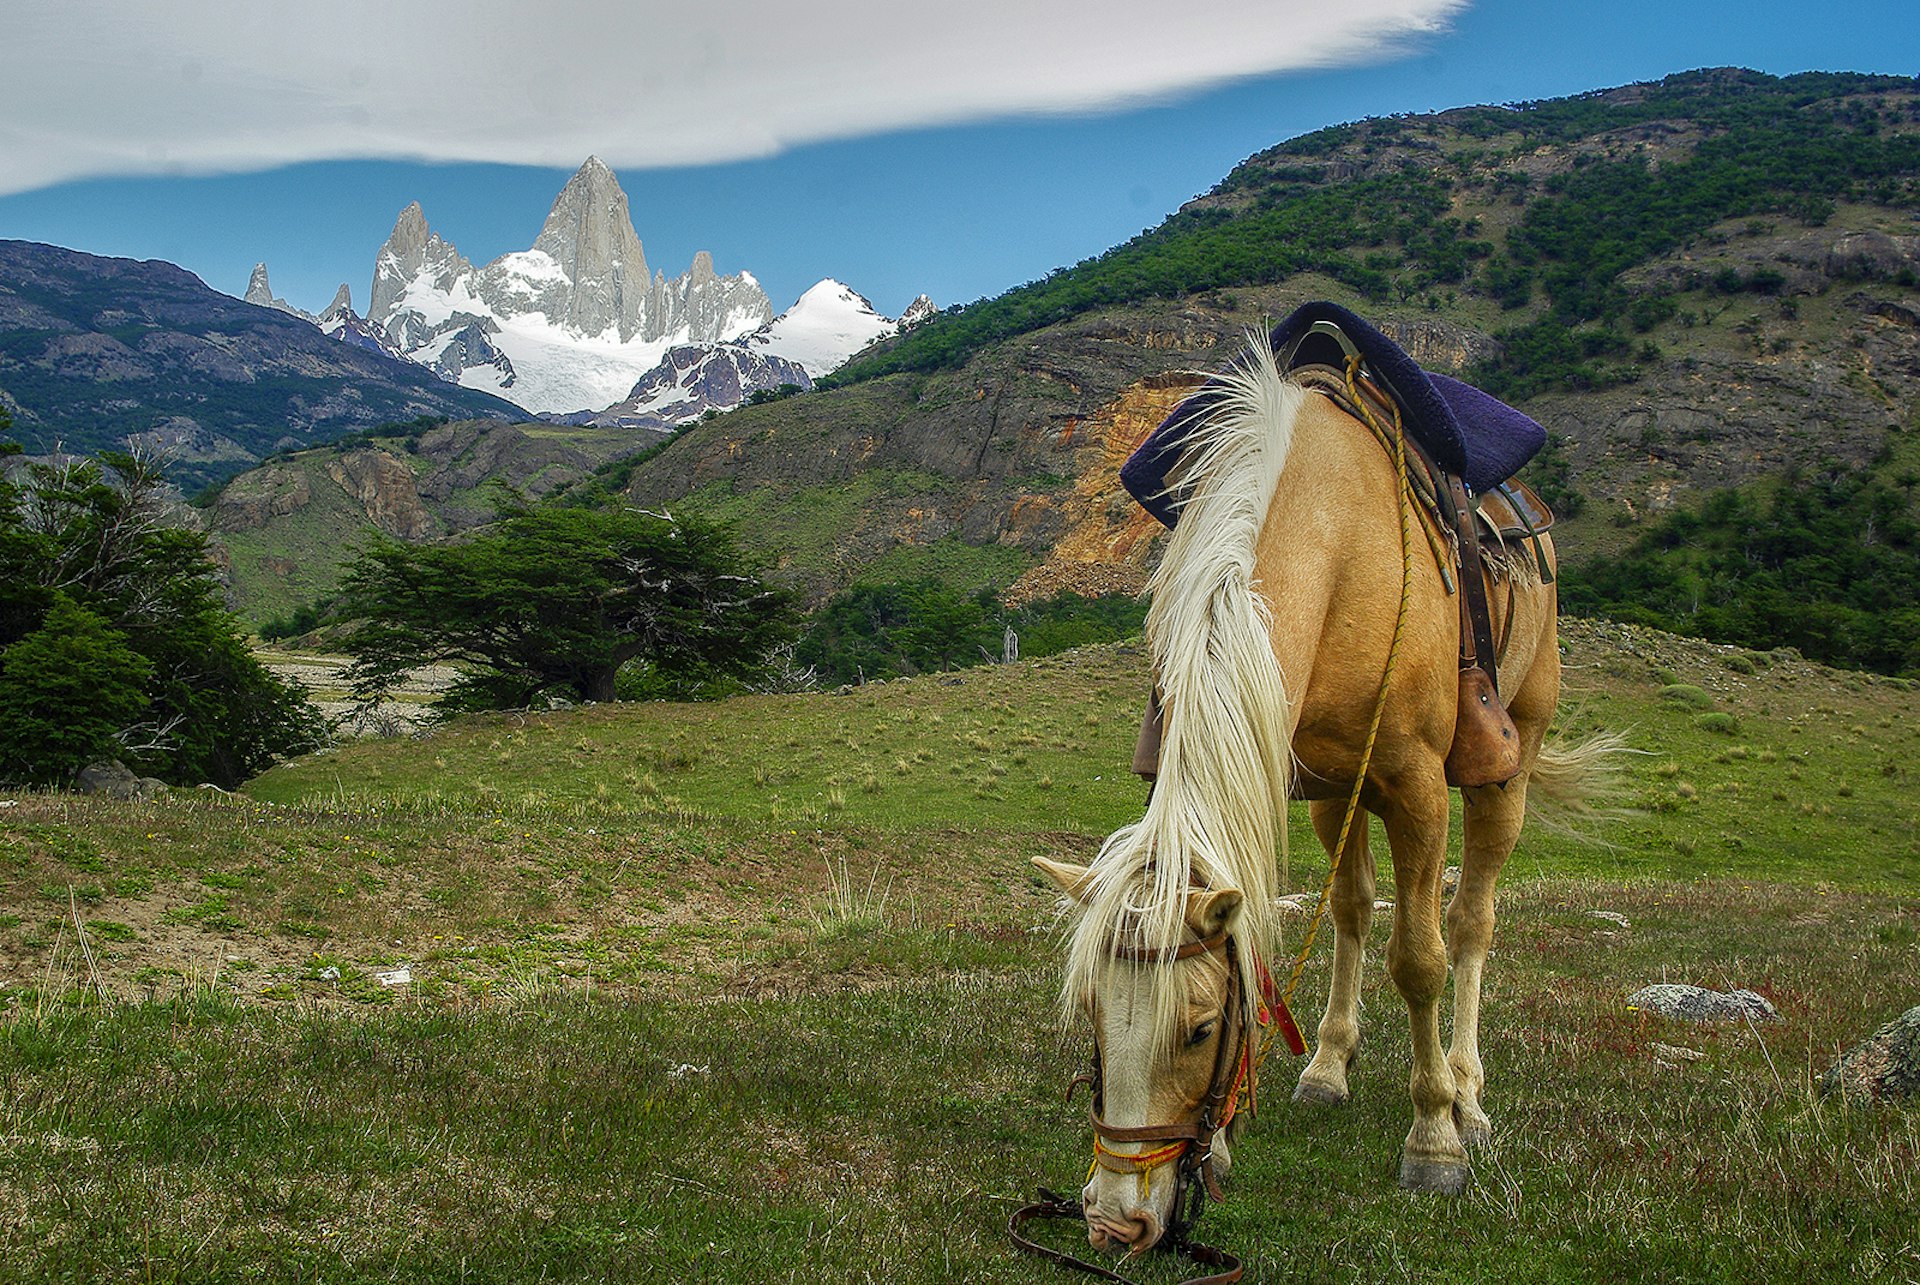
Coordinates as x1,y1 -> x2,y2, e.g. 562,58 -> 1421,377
1062,340 -> 1299,1061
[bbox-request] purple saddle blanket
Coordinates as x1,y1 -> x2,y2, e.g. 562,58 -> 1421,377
1121,301 -> 1547,528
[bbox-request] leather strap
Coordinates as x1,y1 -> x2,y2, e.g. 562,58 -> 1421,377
1008,1191 -> 1245,1285
1445,471 -> 1501,695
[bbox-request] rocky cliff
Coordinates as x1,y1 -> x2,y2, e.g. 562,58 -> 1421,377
209,418 -> 665,623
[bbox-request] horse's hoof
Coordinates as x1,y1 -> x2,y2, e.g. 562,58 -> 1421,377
1292,1079 -> 1349,1107
1452,1105 -> 1492,1150
1399,1156 -> 1471,1195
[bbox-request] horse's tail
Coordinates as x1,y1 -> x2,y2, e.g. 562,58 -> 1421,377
1525,729 -> 1630,835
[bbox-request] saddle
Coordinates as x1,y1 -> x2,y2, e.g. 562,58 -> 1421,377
1127,303 -> 1556,790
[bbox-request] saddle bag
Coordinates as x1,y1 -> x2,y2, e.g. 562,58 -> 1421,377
1444,665 -> 1522,789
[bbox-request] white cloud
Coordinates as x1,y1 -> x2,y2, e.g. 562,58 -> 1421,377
3,0 -> 1465,196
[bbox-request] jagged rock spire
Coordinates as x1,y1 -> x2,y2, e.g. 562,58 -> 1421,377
528,156 -> 652,340
368,202 -> 471,329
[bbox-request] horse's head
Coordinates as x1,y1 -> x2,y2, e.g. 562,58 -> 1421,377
1036,857 -> 1249,1254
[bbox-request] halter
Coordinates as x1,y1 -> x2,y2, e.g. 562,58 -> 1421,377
1080,930 -> 1263,1244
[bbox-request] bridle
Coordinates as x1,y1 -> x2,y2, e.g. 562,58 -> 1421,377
1010,926 -> 1303,1284
1085,931 -> 1249,1231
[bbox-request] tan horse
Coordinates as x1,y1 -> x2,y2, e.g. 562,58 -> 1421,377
1036,341 -> 1611,1252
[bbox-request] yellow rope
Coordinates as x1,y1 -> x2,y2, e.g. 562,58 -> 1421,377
1092,1137 -> 1191,1203
1275,354 -> 1419,1020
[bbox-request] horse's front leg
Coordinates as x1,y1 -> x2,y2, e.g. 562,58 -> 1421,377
1381,773 -> 1468,1194
1294,797 -> 1375,1106
1447,775 -> 1529,1149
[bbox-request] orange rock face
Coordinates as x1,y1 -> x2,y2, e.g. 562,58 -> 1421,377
1004,375 -> 1201,607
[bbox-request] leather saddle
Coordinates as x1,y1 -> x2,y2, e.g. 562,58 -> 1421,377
1131,318 -> 1555,791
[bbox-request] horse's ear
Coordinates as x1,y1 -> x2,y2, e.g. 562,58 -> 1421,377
1032,857 -> 1095,903
1184,887 -> 1244,938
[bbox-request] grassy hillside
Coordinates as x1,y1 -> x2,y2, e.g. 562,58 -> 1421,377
2,621 -> 1917,1279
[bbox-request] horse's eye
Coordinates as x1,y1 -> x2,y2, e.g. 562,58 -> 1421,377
1187,1022 -> 1216,1048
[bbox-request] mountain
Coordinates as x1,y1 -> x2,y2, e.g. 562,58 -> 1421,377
581,280 -> 917,430
244,264 -> 315,322
365,158 -> 775,414
586,345 -> 812,430
750,280 -> 912,378
616,70 -> 1920,630
0,240 -> 527,492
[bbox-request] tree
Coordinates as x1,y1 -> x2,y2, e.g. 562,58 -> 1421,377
0,436 -> 324,787
339,504 -> 793,711
0,595 -> 151,786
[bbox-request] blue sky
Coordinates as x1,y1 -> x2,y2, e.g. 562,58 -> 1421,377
3,0 -> 1916,319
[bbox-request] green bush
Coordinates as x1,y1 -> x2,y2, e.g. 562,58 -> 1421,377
1695,712 -> 1742,736
0,440 -> 324,788
0,595 -> 152,786
1658,684 -> 1716,710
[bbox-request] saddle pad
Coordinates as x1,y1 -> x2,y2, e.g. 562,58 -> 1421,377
1122,301 -> 1548,529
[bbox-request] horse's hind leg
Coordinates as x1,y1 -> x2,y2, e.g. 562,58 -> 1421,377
1294,797 -> 1375,1106
1380,774 -> 1468,1194
1447,775 -> 1529,1149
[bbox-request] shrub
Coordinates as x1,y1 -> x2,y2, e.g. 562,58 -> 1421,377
1695,712 -> 1742,735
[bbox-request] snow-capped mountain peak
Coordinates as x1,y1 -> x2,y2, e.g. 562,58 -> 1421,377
357,159 -> 774,414
248,159 -> 925,423
750,279 -> 900,378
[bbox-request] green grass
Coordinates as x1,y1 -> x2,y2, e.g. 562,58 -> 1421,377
2,619 -> 1918,1280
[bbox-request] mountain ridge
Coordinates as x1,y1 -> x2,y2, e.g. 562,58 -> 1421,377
0,240 -> 527,492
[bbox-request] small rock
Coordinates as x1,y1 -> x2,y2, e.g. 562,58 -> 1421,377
1651,1042 -> 1705,1068
374,967 -> 412,987
1627,984 -> 1778,1022
1820,1004 -> 1920,1102
1589,910 -> 1632,928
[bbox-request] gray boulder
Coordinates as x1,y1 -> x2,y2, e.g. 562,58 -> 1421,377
1820,1005 -> 1920,1102
75,760 -> 166,801
1627,984 -> 1779,1022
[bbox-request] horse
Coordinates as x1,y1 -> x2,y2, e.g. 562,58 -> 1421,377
1034,329 -> 1613,1254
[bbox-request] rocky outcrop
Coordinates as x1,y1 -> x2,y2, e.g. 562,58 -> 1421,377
1002,375 -> 1200,606
1626,984 -> 1780,1022
324,448 -> 434,540
1820,1004 -> 1920,1102
211,461 -> 313,531
76,760 -> 166,800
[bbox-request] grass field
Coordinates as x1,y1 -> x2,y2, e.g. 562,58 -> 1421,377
3,619 -> 1917,1282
